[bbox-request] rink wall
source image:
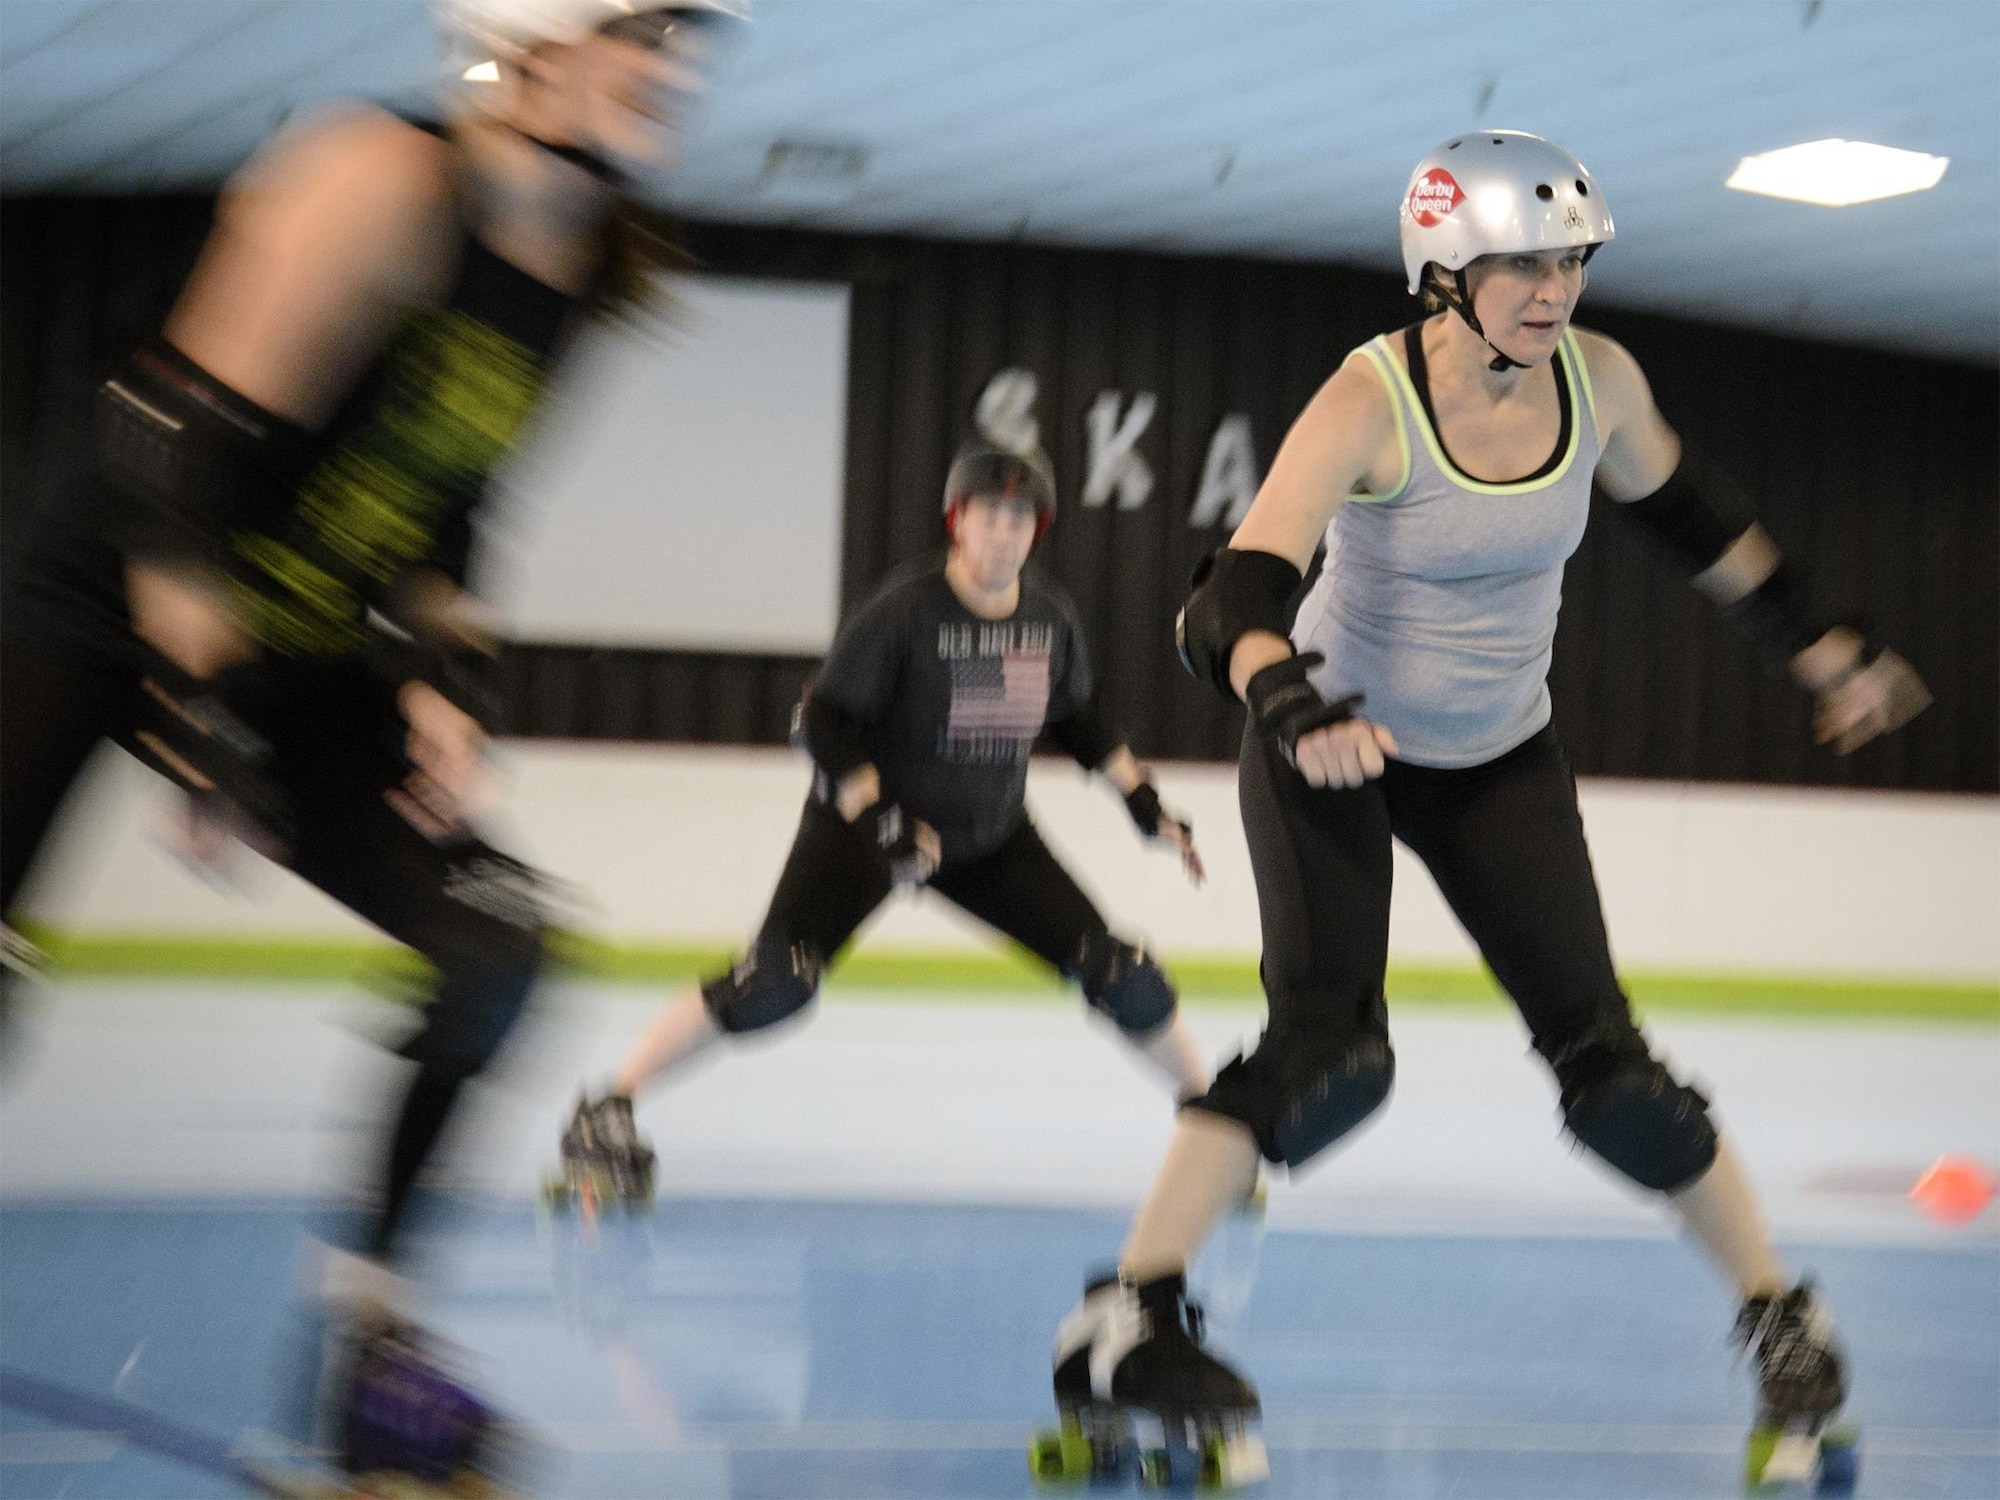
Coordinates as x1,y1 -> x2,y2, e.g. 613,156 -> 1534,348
17,744 -> 1998,1019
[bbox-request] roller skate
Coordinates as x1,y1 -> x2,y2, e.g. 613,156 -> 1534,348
545,1092 -> 655,1218
1031,1270 -> 1267,1491
327,1316 -> 524,1497
1735,1281 -> 1859,1494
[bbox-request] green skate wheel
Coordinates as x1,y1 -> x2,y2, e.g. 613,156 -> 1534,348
1028,1425 -> 1090,1487
1138,1438 -> 1202,1491
1744,1426 -> 1779,1491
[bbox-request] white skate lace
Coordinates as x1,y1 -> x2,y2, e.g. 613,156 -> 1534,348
1735,1289 -> 1835,1392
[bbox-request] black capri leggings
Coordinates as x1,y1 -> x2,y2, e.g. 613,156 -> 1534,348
741,798 -> 1116,989
1196,721 -> 1644,1146
1,603 -> 545,1258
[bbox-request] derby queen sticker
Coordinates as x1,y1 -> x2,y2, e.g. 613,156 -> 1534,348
1407,168 -> 1463,226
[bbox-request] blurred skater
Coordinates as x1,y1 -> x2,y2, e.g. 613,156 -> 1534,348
0,0 -> 742,1485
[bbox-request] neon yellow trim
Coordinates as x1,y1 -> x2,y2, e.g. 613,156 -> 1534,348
18,928 -> 1998,1023
1347,340 -> 1411,503
1564,328 -> 1599,427
1381,330 -> 1584,496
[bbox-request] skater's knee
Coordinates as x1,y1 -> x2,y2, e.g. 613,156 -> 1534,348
1268,1032 -> 1394,1168
404,935 -> 544,1081
1196,1028 -> 1394,1169
702,935 -> 822,1034
1075,934 -> 1177,1035
1551,1022 -> 1717,1193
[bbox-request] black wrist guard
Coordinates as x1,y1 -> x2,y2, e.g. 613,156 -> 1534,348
366,629 -> 501,731
1123,781 -> 1165,837
857,801 -> 928,882
97,341 -> 307,565
1245,652 -> 1363,766
1722,562 -> 1875,679
1175,547 -> 1305,699
130,655 -> 293,845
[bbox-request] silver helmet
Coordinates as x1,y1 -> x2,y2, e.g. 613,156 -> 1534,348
1398,130 -> 1613,296
435,0 -> 746,81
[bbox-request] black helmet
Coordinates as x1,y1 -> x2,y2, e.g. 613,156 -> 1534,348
942,443 -> 1057,543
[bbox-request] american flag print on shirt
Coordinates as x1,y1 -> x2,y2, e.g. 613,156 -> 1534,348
938,620 -> 1054,762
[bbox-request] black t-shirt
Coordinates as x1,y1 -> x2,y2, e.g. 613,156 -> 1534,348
812,556 -> 1095,864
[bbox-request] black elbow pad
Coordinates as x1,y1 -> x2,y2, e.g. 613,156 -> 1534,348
1613,446 -> 1758,576
1175,547 -> 1304,699
96,341 -> 307,564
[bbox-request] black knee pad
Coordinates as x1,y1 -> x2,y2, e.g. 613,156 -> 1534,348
1196,1026 -> 1394,1169
1073,933 -> 1177,1034
1271,1032 -> 1394,1169
702,936 -> 822,1034
1553,1026 -> 1717,1193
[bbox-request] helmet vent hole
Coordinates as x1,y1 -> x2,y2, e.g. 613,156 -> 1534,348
1535,183 -> 1554,201
1492,137 -> 1504,144
1447,139 -> 1461,150
1576,179 -> 1590,195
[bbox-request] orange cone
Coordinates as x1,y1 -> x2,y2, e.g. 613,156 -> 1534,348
1909,1155 -> 1997,1226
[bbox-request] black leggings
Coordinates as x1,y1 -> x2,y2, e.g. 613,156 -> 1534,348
1,605 -> 544,1260
733,798 -> 1119,996
1197,722 -> 1646,1154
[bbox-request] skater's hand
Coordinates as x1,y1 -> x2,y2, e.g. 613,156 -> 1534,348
1292,717 -> 1398,790
387,680 -> 490,840
1795,633 -> 1931,755
1127,787 -> 1205,886
890,817 -> 942,886
1158,815 -> 1206,886
855,799 -> 941,885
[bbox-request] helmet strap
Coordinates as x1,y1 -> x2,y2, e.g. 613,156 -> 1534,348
513,129 -> 630,187
1443,268 -> 1527,373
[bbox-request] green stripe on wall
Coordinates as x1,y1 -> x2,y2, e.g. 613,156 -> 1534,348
17,927 -> 1997,1023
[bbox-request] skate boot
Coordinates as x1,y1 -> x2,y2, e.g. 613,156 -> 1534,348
546,1092 -> 656,1215
1735,1280 -> 1859,1494
331,1315 -> 522,1496
1032,1270 -> 1267,1491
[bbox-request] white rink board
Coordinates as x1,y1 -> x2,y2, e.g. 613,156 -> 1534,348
19,743 -> 1999,984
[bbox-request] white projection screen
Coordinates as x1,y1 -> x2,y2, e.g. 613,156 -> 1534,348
481,274 -> 851,653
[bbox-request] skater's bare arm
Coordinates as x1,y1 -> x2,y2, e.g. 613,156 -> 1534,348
1223,352 -> 1396,696
1184,356 -> 1398,787
126,111 -> 455,676
1582,330 -> 1930,755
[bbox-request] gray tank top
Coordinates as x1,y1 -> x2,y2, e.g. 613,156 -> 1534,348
1292,325 -> 1601,769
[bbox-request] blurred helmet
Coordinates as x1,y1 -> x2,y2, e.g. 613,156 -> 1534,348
1398,130 -> 1613,295
435,0 -> 747,80
942,444 -> 1058,545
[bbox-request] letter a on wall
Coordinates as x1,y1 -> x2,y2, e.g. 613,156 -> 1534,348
1188,414 -> 1260,529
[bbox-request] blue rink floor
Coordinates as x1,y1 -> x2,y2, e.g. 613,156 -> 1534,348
1,986 -> 1996,1498
1,1196 -> 1996,1499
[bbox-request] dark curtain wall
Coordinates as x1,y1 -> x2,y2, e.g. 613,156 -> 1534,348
691,222 -> 1997,794
4,197 -> 1994,789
